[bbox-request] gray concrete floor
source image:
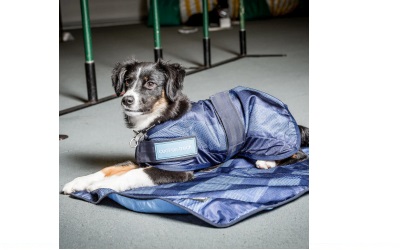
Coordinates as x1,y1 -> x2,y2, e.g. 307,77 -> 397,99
60,16 -> 309,248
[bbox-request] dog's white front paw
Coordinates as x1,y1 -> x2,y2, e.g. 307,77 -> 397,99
255,160 -> 277,169
62,172 -> 104,194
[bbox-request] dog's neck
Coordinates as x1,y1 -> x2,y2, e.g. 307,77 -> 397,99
126,111 -> 163,132
125,95 -> 191,132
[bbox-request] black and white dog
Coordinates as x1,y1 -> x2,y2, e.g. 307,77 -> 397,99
62,59 -> 308,194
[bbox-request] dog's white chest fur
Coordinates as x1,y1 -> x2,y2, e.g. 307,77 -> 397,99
126,108 -> 165,131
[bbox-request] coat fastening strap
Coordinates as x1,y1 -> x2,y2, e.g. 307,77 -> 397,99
210,91 -> 245,160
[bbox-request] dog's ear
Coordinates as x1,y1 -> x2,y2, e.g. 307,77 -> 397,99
111,62 -> 126,96
157,60 -> 186,102
111,59 -> 137,96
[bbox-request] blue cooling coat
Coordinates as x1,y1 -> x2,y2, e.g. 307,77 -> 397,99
134,86 -> 301,171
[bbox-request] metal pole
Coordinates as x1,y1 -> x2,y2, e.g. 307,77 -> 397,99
60,1 -> 74,42
202,0 -> 211,67
80,0 -> 98,103
239,0 -> 246,55
59,1 -> 63,41
152,0 -> 163,61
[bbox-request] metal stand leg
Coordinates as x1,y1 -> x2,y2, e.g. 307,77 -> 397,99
152,0 -> 163,61
59,2 -> 63,41
237,0 -> 285,58
202,0 -> 211,67
59,1 -> 74,42
80,0 -> 98,103
239,0 -> 246,56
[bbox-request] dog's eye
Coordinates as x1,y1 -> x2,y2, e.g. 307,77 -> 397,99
125,79 -> 132,87
144,81 -> 156,90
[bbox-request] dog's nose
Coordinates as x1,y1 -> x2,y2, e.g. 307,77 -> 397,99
122,96 -> 134,106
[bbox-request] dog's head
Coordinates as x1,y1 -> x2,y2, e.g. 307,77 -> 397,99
111,59 -> 189,130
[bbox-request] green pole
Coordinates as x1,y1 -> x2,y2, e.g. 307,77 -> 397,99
202,0 -> 211,67
80,0 -> 97,102
239,0 -> 245,31
152,0 -> 163,61
239,0 -> 246,55
80,0 -> 93,62
202,0 -> 209,39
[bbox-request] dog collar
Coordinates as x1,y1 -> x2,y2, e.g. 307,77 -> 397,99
129,124 -> 156,148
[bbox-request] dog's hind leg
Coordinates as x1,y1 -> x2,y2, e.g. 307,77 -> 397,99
277,150 -> 308,166
255,160 -> 277,169
255,150 -> 308,169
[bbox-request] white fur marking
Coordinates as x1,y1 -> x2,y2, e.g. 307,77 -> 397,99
255,160 -> 277,169
130,107 -> 166,131
86,168 -> 155,192
62,171 -> 105,194
131,91 -> 141,111
133,67 -> 142,88
123,66 -> 142,112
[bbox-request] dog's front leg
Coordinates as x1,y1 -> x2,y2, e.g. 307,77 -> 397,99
142,167 -> 194,185
85,167 -> 155,192
62,161 -> 138,194
63,162 -> 194,194
86,167 -> 194,192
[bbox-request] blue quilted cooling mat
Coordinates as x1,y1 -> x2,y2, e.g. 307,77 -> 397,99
71,148 -> 309,227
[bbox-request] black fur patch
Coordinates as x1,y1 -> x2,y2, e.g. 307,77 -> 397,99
156,60 -> 186,102
299,125 -> 309,147
277,149 -> 308,166
143,167 -> 194,185
111,59 -> 138,96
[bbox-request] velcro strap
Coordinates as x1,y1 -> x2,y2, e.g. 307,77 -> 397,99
135,137 -> 198,164
210,91 -> 245,160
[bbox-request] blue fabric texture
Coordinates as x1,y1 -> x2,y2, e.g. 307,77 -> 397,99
71,148 -> 309,227
135,86 -> 301,171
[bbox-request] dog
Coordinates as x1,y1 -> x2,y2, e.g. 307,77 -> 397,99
62,59 -> 309,194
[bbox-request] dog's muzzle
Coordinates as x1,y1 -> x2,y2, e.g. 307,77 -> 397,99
122,95 -> 134,107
